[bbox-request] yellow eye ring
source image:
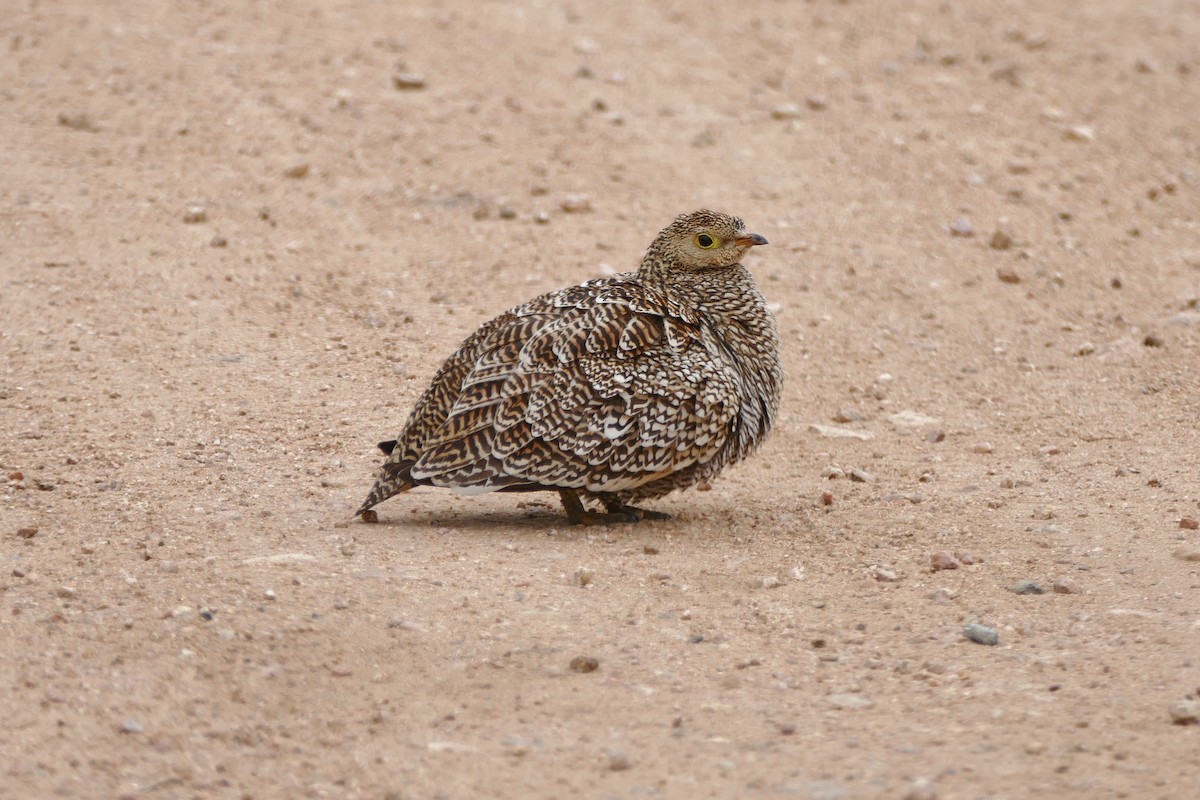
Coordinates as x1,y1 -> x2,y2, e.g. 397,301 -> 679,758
695,233 -> 721,249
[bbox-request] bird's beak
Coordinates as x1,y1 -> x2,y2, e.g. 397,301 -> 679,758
735,233 -> 769,247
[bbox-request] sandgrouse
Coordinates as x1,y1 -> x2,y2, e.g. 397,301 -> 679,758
357,209 -> 782,525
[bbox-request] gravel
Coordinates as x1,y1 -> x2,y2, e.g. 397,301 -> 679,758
848,468 -> 874,483
871,564 -> 899,582
183,205 -> 208,224
1168,699 -> 1200,725
569,656 -> 599,673
1010,580 -> 1045,595
1052,577 -> 1081,594
930,551 -> 960,571
392,72 -> 427,90
997,267 -> 1022,284
963,623 -> 999,645
826,693 -> 873,710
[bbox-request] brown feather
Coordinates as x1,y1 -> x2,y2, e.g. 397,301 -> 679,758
356,210 -> 783,519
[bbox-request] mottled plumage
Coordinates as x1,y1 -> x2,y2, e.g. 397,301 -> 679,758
357,210 -> 782,524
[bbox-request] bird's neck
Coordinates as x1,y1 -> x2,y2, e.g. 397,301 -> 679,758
636,257 -> 752,291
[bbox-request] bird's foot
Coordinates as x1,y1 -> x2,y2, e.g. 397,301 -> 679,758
559,491 -> 669,525
556,492 -> 671,525
601,496 -> 671,522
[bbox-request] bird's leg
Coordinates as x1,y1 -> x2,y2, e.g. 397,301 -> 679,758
599,493 -> 671,522
558,490 -> 654,525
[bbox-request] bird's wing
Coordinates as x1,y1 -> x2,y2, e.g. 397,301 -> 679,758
405,278 -> 741,493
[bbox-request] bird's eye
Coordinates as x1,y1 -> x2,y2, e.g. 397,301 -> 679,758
695,233 -> 721,249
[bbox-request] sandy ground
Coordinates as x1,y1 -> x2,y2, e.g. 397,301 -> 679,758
3,1 -> 1200,797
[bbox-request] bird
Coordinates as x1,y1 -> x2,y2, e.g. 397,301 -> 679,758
356,209 -> 782,525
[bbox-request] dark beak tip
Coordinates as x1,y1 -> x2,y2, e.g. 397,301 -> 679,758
742,233 -> 769,246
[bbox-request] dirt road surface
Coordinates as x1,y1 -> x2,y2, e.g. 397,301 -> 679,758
3,1 -> 1199,797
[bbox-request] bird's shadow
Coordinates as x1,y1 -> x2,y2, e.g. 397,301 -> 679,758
354,499 -> 684,536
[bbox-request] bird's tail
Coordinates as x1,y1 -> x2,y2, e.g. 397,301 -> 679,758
355,461 -> 415,517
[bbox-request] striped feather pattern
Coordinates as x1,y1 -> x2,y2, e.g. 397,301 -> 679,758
356,210 -> 783,520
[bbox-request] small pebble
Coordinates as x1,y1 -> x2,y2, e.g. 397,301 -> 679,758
826,693 -> 873,710
1010,580 -> 1045,595
902,778 -> 938,800
16,527 -> 38,538
871,565 -> 899,582
888,410 -> 938,427
759,575 -> 783,589
1052,577 -> 1081,594
1143,334 -> 1164,347
930,551 -> 960,571
1074,342 -> 1095,356
1172,548 -> 1200,562
607,751 -> 631,771
210,235 -> 228,248
989,230 -> 1013,250
1180,517 -> 1199,530
848,468 -> 874,483
1065,125 -> 1095,141
573,567 -> 594,587
392,72 -> 427,90
263,589 -> 276,601
359,509 -> 379,523
183,206 -> 208,224
771,103 -> 802,120
119,718 -> 143,734
569,656 -> 599,673
558,194 -> 592,213
1169,699 -> 1200,725
56,586 -> 76,599
996,267 -> 1021,284
820,491 -> 834,506
963,623 -> 999,645
971,442 -> 994,454
57,112 -> 99,131
283,163 -> 310,179
949,216 -> 974,237
805,95 -> 828,111
809,424 -> 874,440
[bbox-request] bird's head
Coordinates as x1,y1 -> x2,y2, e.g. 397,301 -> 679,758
646,209 -> 768,271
